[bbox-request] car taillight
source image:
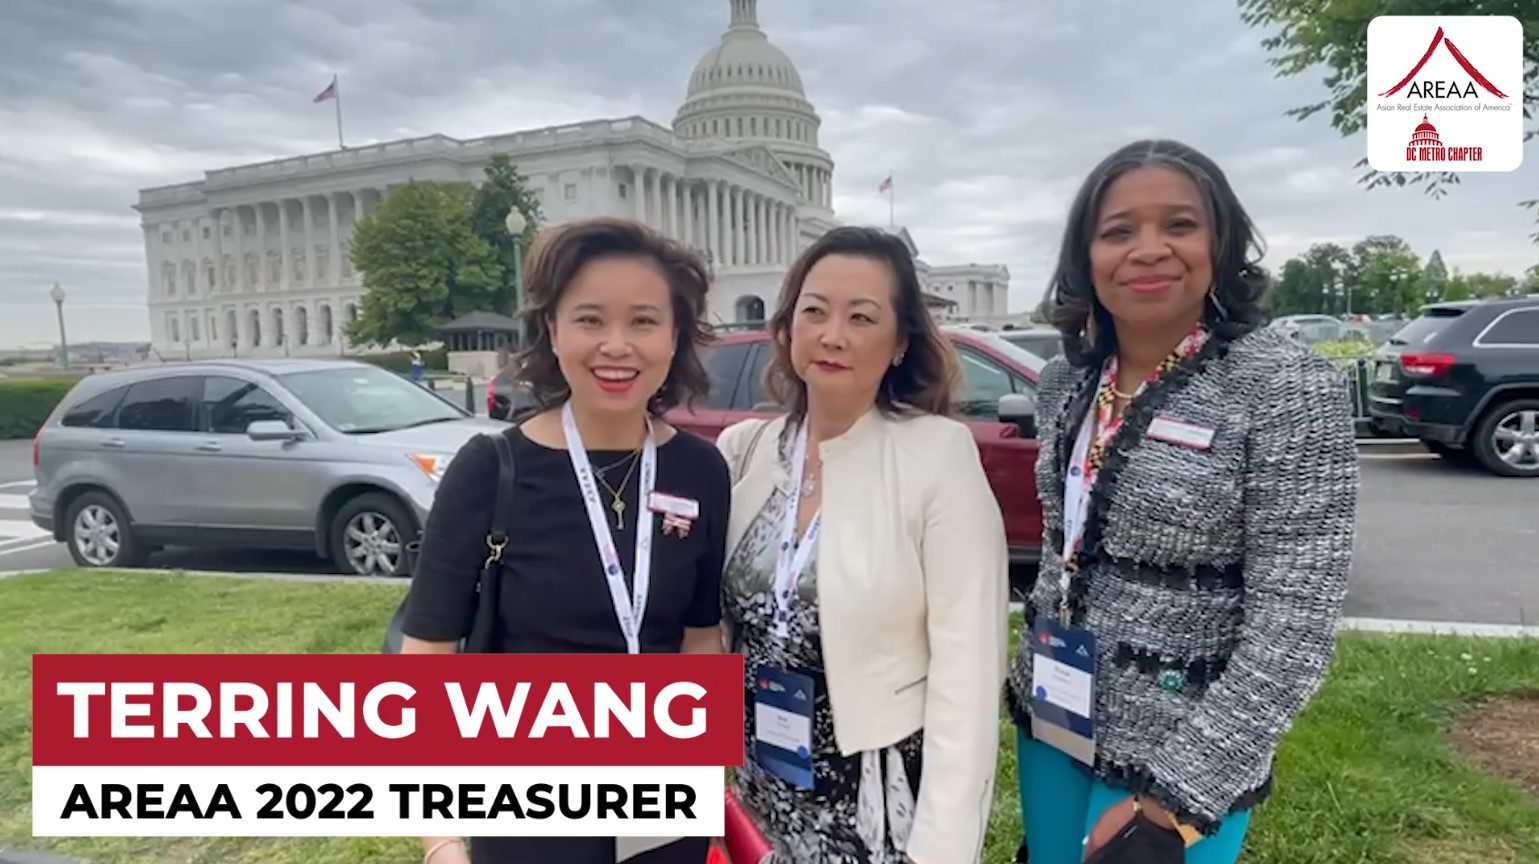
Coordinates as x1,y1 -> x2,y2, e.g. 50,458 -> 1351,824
32,431 -> 41,467
486,389 -> 495,417
1400,352 -> 1456,377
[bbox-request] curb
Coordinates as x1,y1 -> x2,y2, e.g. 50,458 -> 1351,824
0,847 -> 81,864
1340,616 -> 1539,639
0,568 -> 405,584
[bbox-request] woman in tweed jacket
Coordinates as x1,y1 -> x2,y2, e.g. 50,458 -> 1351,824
1006,140 -> 1358,864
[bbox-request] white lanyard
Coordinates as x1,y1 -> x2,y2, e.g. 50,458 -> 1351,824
561,402 -> 656,655
773,424 -> 822,638
1060,399 -> 1097,606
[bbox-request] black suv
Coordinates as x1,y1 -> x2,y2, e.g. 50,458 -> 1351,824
1369,297 -> 1539,477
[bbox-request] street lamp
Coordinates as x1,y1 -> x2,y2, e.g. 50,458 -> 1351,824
504,206 -> 528,347
49,282 -> 69,371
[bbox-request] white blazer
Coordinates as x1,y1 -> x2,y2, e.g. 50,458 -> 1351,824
716,407 -> 1009,864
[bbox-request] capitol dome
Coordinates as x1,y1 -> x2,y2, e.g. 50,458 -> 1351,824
673,0 -> 835,212
1410,114 -> 1441,148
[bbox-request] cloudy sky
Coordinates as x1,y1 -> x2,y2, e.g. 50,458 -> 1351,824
1,0 -> 1535,346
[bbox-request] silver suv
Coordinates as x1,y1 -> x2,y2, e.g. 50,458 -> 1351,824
30,359 -> 506,576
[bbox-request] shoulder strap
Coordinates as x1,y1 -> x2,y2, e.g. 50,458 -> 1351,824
489,432 -> 516,543
735,419 -> 772,479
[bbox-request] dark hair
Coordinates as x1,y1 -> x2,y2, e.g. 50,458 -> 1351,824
1039,139 -> 1268,366
764,226 -> 959,426
515,217 -> 713,413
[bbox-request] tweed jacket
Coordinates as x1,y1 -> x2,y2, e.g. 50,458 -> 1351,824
1005,326 -> 1359,833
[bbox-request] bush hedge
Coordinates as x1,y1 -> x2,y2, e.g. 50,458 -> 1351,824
351,348 -> 449,375
0,379 -> 77,440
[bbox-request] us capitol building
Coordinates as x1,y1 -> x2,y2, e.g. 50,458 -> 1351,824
135,0 -> 1009,358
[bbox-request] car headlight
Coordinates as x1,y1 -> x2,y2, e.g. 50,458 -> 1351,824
408,452 -> 453,483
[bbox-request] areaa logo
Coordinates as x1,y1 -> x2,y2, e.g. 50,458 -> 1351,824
1366,17 -> 1521,173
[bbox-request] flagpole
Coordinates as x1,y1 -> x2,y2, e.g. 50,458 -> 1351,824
332,76 -> 345,149
888,170 -> 894,228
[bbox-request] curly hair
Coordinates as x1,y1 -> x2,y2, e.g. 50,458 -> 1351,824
514,217 -> 713,413
763,226 -> 959,425
1039,139 -> 1269,366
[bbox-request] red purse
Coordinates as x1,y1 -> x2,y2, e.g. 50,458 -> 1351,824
714,787 -> 773,863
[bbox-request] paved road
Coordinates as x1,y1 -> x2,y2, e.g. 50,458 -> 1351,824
2,439 -> 1535,625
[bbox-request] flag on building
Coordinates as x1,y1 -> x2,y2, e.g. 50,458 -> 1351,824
313,76 -> 338,103
878,174 -> 893,193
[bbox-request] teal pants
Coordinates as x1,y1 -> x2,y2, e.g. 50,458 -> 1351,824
1016,730 -> 1251,864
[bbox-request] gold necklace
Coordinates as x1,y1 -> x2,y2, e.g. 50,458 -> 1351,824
593,449 -> 642,530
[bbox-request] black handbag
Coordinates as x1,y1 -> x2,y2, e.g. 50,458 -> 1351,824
1081,813 -> 1186,864
381,432 -> 514,654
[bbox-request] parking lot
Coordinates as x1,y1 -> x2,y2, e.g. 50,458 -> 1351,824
2,438 -> 1535,626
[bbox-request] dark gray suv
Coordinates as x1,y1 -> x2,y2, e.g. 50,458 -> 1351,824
30,359 -> 507,574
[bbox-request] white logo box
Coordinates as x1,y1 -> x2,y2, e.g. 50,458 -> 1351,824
1366,16 -> 1523,172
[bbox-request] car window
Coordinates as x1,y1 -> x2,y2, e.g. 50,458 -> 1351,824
739,343 -> 778,411
1478,308 -> 1539,346
1390,308 -> 1466,346
202,376 -> 293,434
116,376 -> 199,432
700,342 -> 750,410
61,386 -> 128,428
956,348 -> 1020,419
277,366 -> 464,434
1003,332 -> 1062,361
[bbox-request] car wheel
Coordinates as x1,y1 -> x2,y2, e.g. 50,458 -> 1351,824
331,492 -> 417,577
1471,399 -> 1539,478
64,491 -> 145,569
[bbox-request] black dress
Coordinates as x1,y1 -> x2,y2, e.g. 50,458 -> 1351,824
403,424 -> 730,864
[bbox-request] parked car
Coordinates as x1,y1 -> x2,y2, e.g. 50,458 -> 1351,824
1368,297 -> 1539,476
30,360 -> 508,574
665,327 -> 1046,578
999,326 -> 1064,361
487,363 -> 539,422
1272,314 -> 1345,345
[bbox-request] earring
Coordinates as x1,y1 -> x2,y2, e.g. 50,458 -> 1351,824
1208,284 -> 1229,320
1084,313 -> 1098,348
892,352 -> 905,367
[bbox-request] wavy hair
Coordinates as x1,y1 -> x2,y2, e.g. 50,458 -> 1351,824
1039,139 -> 1269,366
515,217 -> 713,413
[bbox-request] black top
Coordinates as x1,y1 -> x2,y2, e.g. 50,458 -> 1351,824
402,425 -> 730,654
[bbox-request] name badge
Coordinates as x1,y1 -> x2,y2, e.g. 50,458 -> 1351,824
648,492 -> 700,520
1146,415 -> 1216,451
753,665 -> 815,790
1029,618 -> 1097,766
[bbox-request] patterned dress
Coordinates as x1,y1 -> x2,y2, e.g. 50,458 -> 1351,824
724,483 -> 924,864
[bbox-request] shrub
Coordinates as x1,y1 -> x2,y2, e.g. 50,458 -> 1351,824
351,348 -> 448,375
0,379 -> 77,439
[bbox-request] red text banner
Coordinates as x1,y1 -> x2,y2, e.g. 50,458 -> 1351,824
33,654 -> 744,768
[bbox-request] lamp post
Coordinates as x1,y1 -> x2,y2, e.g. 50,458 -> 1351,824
49,282 -> 69,371
504,207 -> 528,348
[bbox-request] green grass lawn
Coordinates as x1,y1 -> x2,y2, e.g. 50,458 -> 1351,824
3,570 -> 1538,864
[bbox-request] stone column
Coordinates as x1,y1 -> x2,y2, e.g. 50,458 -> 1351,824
770,203 -> 780,265
706,181 -> 720,266
253,204 -> 268,291
683,183 -> 695,249
277,200 -> 291,292
659,174 -> 672,235
234,206 -> 251,293
328,193 -> 341,287
729,187 -> 741,267
301,196 -> 316,288
647,170 -> 660,229
210,208 -> 225,294
674,181 -> 686,243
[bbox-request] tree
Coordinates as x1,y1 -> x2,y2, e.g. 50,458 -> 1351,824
1522,264 -> 1539,295
1268,243 -> 1352,316
1466,272 -> 1519,299
1444,272 -> 1472,302
471,154 -> 544,318
1423,251 -> 1450,304
347,181 -> 502,349
1348,236 -> 1417,316
1240,1 -> 1539,231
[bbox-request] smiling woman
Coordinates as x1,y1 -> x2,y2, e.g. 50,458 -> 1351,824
399,217 -> 730,864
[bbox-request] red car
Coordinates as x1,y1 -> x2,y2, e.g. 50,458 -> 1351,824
667,327 -> 1047,580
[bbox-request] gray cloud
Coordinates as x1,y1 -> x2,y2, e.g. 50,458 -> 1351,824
1,0 -> 1536,346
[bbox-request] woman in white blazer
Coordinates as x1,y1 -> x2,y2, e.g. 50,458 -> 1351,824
715,226 -> 1010,864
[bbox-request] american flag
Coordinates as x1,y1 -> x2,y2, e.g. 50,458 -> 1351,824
313,76 -> 338,103
878,174 -> 893,193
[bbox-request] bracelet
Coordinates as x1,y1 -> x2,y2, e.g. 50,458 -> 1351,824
423,838 -> 464,864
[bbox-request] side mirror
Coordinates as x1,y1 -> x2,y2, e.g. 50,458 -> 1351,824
247,419 -> 304,442
999,393 -> 1037,438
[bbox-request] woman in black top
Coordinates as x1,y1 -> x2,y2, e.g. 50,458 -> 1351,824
402,217 -> 730,864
